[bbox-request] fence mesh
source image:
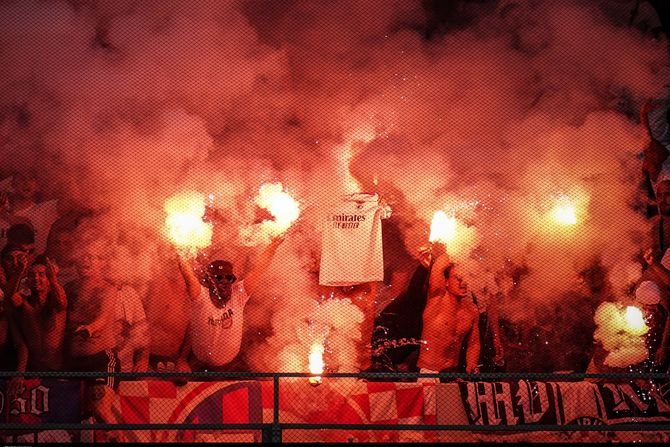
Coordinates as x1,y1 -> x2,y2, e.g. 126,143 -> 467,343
1,372 -> 670,443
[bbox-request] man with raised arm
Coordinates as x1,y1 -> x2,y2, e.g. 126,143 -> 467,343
143,242 -> 201,382
188,235 -> 284,372
417,251 -> 480,382
11,255 -> 67,372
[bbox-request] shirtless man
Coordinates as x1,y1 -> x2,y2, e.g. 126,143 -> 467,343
12,255 -> 67,371
417,252 -> 480,381
143,242 -> 200,379
65,237 -> 120,422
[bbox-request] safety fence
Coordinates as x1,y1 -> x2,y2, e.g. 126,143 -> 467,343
1,371 -> 670,443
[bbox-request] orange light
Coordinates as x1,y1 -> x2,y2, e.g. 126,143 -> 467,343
164,191 -> 213,252
429,210 -> 457,244
308,343 -> 325,385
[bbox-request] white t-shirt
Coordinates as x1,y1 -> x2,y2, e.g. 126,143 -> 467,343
319,193 -> 391,286
115,285 -> 149,373
189,280 -> 249,367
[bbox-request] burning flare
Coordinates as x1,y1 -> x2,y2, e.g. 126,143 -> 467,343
308,343 -> 325,385
593,302 -> 649,368
255,182 -> 301,234
164,191 -> 213,254
623,305 -> 648,336
429,210 -> 457,244
551,196 -> 577,226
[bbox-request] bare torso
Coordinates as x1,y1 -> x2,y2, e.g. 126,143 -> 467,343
418,294 -> 478,371
144,263 -> 190,357
17,292 -> 67,370
66,281 -> 118,358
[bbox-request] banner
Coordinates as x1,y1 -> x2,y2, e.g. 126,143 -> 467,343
2,378 -> 669,443
114,379 -> 437,442
458,380 -> 670,426
1,378 -> 84,443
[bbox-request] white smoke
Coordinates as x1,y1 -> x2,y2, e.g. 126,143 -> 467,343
593,302 -> 649,368
0,0 -> 667,370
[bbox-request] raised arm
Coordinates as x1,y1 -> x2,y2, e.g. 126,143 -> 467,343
45,257 -> 67,310
3,253 -> 28,304
489,291 -> 504,365
177,253 -> 201,300
465,310 -> 481,374
428,251 -> 450,300
243,235 -> 285,297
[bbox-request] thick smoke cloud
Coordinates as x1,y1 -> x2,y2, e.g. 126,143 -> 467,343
0,0 -> 667,371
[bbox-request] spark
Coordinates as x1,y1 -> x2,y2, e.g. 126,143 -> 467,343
164,191 -> 213,255
308,343 -> 325,386
429,210 -> 457,244
624,306 -> 648,335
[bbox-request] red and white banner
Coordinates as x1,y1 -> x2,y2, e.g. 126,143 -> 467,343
3,379 -> 670,443
113,379 -> 436,442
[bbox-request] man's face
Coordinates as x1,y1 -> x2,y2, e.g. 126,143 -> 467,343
210,279 -> 234,302
74,242 -> 106,279
205,262 -> 236,302
48,232 -> 74,264
446,265 -> 468,298
27,264 -> 50,293
15,243 -> 35,264
657,181 -> 670,216
2,249 -> 28,275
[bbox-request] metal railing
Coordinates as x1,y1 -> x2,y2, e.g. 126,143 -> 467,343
1,371 -> 669,443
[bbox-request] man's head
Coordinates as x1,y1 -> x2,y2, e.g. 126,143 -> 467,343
73,239 -> 110,279
443,263 -> 469,299
46,208 -> 94,265
1,244 -> 29,276
46,226 -> 74,265
6,223 -> 36,256
201,260 -> 236,302
656,180 -> 670,216
26,255 -> 50,294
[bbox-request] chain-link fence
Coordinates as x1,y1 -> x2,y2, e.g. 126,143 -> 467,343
2,371 -> 670,443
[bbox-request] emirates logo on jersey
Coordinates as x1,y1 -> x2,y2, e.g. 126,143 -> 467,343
327,213 -> 366,229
